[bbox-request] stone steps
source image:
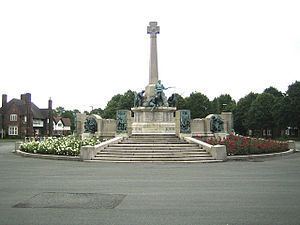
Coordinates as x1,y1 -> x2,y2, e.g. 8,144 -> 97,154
89,159 -> 222,163
122,140 -> 186,144
94,156 -> 215,161
93,134 -> 215,163
100,149 -> 206,153
109,143 -> 199,147
97,151 -> 210,156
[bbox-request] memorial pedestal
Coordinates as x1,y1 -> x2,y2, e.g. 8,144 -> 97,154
131,107 -> 176,134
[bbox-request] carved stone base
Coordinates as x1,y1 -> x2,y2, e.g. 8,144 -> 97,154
145,84 -> 156,102
131,107 -> 176,134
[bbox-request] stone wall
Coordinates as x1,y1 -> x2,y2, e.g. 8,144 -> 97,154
191,112 -> 233,137
76,113 -> 116,138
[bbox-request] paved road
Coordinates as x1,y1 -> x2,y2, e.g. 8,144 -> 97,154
0,141 -> 300,225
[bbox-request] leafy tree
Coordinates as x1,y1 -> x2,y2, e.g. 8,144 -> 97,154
272,96 -> 291,130
102,94 -> 122,119
233,92 -> 258,135
211,94 -> 236,114
53,107 -> 80,132
264,86 -> 283,98
286,81 -> 300,129
53,106 -> 66,116
102,90 -> 135,119
118,90 -> 135,110
245,93 -> 275,136
174,93 -> 187,109
185,92 -> 210,119
90,108 -> 104,116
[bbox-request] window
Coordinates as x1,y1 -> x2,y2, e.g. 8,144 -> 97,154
8,126 -> 18,135
10,114 -> 17,121
23,116 -> 27,123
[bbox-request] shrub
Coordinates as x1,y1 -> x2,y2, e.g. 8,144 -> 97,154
204,134 -> 288,155
20,136 -> 102,156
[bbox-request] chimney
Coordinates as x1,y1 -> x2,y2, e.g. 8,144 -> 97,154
21,93 -> 31,104
21,94 -> 25,103
48,97 -> 53,136
2,94 -> 7,108
25,93 -> 31,103
48,98 -> 52,110
23,93 -> 33,137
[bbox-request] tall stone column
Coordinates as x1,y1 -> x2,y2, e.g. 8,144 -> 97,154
145,22 -> 160,100
148,21 -> 159,84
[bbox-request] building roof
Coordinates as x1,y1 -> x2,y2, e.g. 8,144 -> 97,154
53,116 -> 71,127
0,98 -> 50,119
61,117 -> 71,127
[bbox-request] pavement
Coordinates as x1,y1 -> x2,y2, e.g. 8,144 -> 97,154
0,141 -> 300,225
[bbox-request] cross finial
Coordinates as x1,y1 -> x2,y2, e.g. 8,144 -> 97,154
147,21 -> 160,37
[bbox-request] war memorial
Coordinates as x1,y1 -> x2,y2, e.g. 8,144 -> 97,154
77,22 -> 233,162
2,21 -> 299,225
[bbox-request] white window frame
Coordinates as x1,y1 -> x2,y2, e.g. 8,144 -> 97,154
10,114 -> 18,121
8,126 -> 18,135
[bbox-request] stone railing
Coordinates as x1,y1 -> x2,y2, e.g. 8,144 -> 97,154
80,136 -> 123,161
184,137 -> 227,160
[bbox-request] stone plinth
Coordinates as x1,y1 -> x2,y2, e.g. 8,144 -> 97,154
220,112 -> 233,133
131,107 -> 176,134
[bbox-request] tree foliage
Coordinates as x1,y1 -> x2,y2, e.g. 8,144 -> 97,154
233,92 -> 258,135
53,107 -> 80,132
185,92 -> 210,119
102,90 -> 135,119
286,81 -> 300,128
174,93 -> 186,109
246,93 -> 275,131
211,94 -> 236,114
52,80 -> 300,138
263,86 -> 283,98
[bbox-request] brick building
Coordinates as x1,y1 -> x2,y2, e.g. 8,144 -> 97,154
0,93 -> 53,138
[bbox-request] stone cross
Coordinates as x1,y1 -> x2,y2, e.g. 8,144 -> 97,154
147,21 -> 159,84
147,21 -> 160,37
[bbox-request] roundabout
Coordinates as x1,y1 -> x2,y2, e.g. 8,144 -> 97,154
1,141 -> 300,225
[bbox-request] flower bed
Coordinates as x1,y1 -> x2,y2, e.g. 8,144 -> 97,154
20,136 -> 102,156
203,134 -> 288,155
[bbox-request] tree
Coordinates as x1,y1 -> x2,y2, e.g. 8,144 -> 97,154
118,90 -> 135,110
185,92 -> 210,119
102,90 -> 135,119
272,96 -> 291,131
174,93 -> 187,109
90,108 -> 104,116
245,93 -> 275,136
286,81 -> 300,129
233,92 -> 258,135
54,106 -> 66,116
211,94 -> 236,114
263,86 -> 284,98
102,94 -> 122,119
53,107 -> 80,132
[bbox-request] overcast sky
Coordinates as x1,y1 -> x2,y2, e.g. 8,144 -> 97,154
1,0 -> 299,112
